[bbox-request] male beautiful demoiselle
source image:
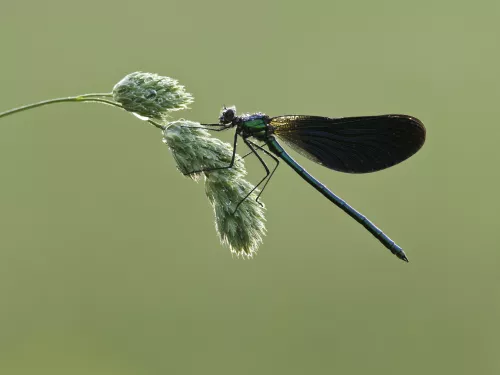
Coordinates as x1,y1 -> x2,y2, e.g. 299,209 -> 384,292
189,106 -> 426,262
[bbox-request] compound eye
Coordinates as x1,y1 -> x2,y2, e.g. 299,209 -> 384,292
224,109 -> 234,121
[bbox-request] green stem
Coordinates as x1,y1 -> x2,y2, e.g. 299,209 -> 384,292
148,119 -> 166,130
83,93 -> 114,97
0,92 -> 164,131
0,93 -> 117,120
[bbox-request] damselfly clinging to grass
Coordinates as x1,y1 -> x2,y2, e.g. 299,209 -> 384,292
190,106 -> 426,262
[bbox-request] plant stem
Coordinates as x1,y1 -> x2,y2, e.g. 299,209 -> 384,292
148,119 -> 166,130
0,93 -> 118,120
0,92 -> 165,131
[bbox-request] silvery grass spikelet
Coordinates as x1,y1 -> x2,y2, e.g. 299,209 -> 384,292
113,72 -> 194,120
0,71 -> 265,257
163,121 -> 266,257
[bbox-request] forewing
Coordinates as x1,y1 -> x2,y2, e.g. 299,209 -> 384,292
270,115 -> 426,173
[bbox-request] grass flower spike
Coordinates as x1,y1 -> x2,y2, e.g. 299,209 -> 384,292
113,72 -> 194,120
0,71 -> 266,257
163,121 -> 266,257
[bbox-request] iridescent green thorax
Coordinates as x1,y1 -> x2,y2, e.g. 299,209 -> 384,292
241,117 -> 268,131
238,114 -> 271,141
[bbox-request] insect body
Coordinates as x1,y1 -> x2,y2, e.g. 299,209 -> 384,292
201,106 -> 426,262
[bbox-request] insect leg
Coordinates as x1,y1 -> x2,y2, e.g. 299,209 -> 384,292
232,139 -> 272,214
245,140 -> 280,205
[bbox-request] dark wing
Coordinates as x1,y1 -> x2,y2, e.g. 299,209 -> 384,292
270,115 -> 426,173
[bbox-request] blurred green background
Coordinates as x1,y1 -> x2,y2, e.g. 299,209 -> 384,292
0,0 -> 498,374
